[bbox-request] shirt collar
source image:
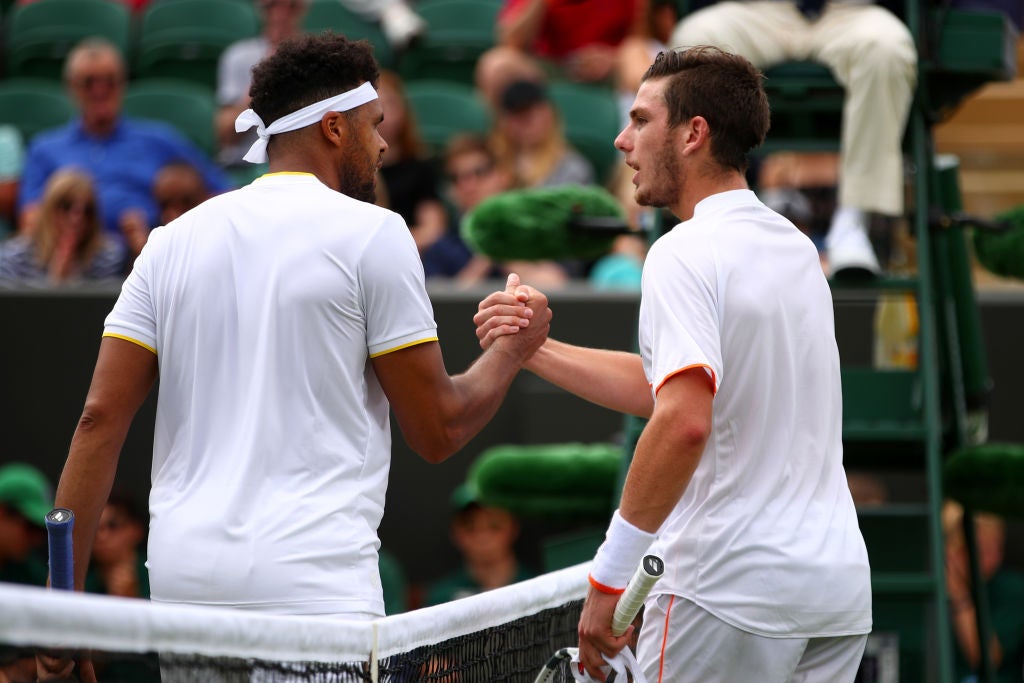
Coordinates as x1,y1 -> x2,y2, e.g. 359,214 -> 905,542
691,189 -> 760,219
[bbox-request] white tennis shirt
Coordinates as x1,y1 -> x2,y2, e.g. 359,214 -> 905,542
104,173 -> 438,616
641,189 -> 871,637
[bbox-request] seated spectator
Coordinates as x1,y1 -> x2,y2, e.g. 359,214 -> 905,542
215,0 -> 310,174
493,79 -> 595,189
475,0 -> 644,109
338,0 -> 426,50
1,169 -> 125,286
944,501 -> 1024,682
670,0 -> 916,277
17,38 -> 231,240
85,494 -> 149,599
428,133 -> 572,288
0,125 -> 24,239
376,70 -> 449,254
0,463 -> 51,587
424,484 -> 535,606
121,160 -> 213,259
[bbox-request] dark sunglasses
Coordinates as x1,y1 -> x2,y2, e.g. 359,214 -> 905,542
447,163 -> 494,184
56,198 -> 96,217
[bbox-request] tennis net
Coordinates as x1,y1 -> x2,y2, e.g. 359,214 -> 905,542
0,562 -> 587,682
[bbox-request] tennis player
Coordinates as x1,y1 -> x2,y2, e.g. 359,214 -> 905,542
42,31 -> 550,629
475,47 -> 871,682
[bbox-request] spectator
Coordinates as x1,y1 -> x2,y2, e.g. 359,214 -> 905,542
215,0 -> 310,174
493,79 -> 595,190
476,0 -> 644,109
424,484 -> 535,606
337,0 -> 426,51
0,463 -> 51,587
944,501 -> 1024,682
0,125 -> 24,238
17,38 -> 231,239
121,160 -> 213,259
0,169 -> 125,286
670,1 -> 917,277
376,70 -> 449,255
85,494 -> 149,599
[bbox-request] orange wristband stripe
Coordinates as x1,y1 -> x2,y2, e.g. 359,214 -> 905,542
589,574 -> 626,595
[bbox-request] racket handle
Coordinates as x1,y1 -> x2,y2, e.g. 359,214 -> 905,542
611,554 -> 664,636
46,508 -> 75,591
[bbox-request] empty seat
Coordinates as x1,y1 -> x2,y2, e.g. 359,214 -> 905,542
302,0 -> 394,68
4,0 -> 132,79
404,79 -> 491,154
398,0 -> 499,85
134,0 -> 260,89
122,78 -> 218,156
0,78 -> 75,142
548,81 -> 623,184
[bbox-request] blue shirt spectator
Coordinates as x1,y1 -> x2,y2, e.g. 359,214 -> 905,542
19,117 -> 230,236
16,37 -> 231,238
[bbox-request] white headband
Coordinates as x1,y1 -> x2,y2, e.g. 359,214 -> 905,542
235,81 -> 379,164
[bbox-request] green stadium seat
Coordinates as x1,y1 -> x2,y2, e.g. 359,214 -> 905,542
398,0 -> 499,85
0,78 -> 75,142
547,81 -> 623,185
134,0 -> 260,89
122,78 -> 218,156
302,0 -> 395,68
4,0 -> 132,79
404,79 -> 491,154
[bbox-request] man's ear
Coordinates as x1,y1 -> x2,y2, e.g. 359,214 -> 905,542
321,112 -> 345,147
681,115 -> 710,156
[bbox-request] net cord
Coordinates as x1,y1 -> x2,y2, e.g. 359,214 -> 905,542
0,562 -> 589,671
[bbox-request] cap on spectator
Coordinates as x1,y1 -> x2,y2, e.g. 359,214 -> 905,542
450,482 -> 482,512
0,463 -> 53,528
500,80 -> 548,114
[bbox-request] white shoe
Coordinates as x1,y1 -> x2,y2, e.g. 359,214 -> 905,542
826,207 -> 881,279
381,2 -> 426,49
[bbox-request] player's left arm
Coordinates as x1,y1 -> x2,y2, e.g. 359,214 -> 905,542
577,366 -> 713,679
52,337 -> 158,590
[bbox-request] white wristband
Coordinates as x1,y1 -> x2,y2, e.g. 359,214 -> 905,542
589,509 -> 657,592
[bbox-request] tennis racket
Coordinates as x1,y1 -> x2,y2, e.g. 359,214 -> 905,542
46,507 -> 75,591
534,554 -> 664,683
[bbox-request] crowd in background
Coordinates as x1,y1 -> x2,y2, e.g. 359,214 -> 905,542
1,0 -> 1022,681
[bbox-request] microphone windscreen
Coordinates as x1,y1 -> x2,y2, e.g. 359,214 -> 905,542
974,206 -> 1024,281
461,184 -> 626,261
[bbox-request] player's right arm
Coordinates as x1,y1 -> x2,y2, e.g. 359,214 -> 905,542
475,290 -> 653,418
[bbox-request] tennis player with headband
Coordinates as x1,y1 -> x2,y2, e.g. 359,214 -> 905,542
475,47 -> 871,682
40,32 -> 550,679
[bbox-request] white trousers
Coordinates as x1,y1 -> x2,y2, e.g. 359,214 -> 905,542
671,1 -> 917,215
637,594 -> 869,682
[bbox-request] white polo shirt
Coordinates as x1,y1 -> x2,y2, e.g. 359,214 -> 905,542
104,173 -> 438,616
640,189 -> 871,637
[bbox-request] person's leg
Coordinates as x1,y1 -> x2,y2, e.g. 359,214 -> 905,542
337,0 -> 425,49
810,4 -> 917,274
637,594 -> 808,683
670,1 -> 807,68
791,633 -> 869,682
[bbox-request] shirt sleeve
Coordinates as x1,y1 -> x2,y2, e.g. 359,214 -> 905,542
360,212 -> 438,357
639,233 -> 721,395
103,227 -> 161,354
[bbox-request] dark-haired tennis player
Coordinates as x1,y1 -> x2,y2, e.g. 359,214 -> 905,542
476,47 -> 871,682
44,32 -> 549,621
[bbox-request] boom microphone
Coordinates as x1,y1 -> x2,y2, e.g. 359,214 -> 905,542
461,184 -> 635,261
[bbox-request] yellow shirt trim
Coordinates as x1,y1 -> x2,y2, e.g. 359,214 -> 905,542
103,332 -> 157,356
369,337 -> 438,359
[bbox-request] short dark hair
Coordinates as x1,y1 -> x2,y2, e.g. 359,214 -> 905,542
249,31 -> 380,129
643,46 -> 770,172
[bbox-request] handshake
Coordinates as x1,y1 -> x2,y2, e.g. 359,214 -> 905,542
474,272 -> 553,363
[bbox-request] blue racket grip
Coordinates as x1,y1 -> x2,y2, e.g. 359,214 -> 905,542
45,508 -> 75,591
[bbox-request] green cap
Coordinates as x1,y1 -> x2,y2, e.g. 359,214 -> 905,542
450,482 -> 481,512
0,463 -> 53,528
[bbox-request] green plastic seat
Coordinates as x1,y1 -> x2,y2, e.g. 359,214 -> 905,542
134,0 -> 260,89
302,0 -> 394,68
122,78 -> 218,156
398,0 -> 499,85
404,79 -> 491,154
0,78 -> 75,142
547,81 -> 623,185
4,0 -> 132,79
